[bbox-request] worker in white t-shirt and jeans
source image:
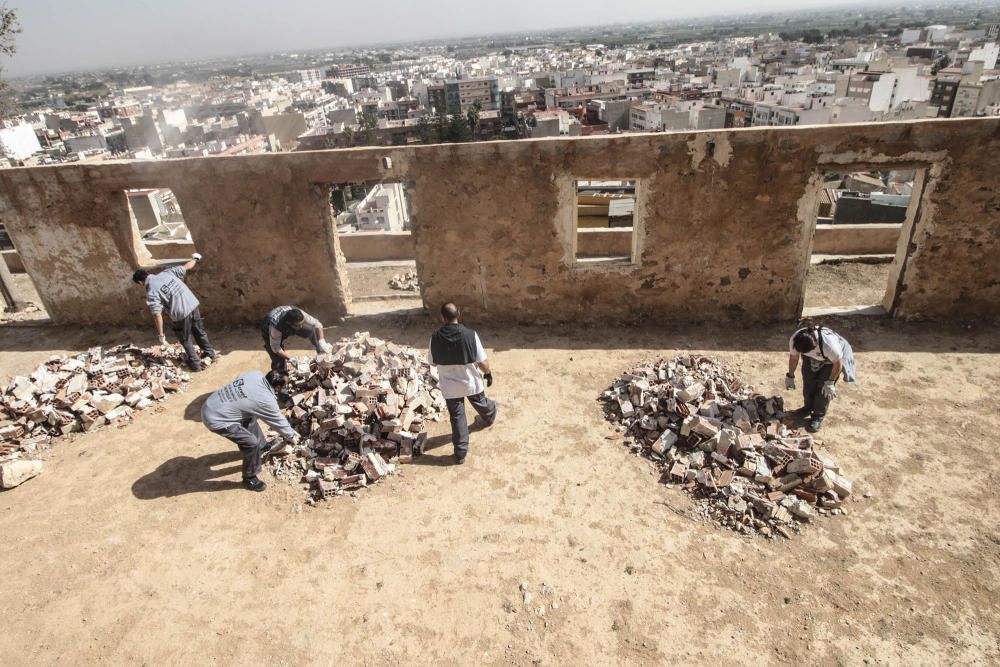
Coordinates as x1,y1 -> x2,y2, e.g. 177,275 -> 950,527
427,302 -> 498,465
786,324 -> 857,433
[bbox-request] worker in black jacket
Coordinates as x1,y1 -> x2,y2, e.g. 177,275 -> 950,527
427,303 -> 498,464
261,305 -> 333,374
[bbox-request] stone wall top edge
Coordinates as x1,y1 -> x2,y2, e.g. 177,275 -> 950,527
2,117 -> 996,177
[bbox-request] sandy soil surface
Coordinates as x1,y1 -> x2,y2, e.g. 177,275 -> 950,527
346,261 -> 418,299
804,261 -> 892,309
1,314 -> 999,666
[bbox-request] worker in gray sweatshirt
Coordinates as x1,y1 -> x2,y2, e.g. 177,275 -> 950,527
132,253 -> 216,371
202,370 -> 299,492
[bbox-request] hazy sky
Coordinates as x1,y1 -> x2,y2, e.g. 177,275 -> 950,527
5,0 -> 843,76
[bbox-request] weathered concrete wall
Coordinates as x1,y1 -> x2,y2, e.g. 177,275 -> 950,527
339,231 -> 414,263
887,147 -> 1000,320
813,224 -> 901,255
0,118 -> 997,325
0,157 -> 351,325
410,119 -> 1000,322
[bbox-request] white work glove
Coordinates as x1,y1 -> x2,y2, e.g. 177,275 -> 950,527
318,340 -> 333,354
821,381 -> 838,399
158,333 -> 168,347
191,253 -> 203,262
785,374 -> 795,390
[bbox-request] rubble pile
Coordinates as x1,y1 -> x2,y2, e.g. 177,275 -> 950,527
600,355 -> 852,539
267,332 -> 445,500
0,345 -> 192,479
388,270 -> 419,292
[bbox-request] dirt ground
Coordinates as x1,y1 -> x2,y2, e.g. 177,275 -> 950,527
1,313 -> 999,666
804,261 -> 893,309
346,261 -> 418,299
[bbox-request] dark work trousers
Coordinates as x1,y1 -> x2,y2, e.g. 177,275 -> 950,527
172,308 -> 215,370
802,361 -> 836,421
446,392 -> 498,458
262,326 -> 320,374
210,418 -> 265,480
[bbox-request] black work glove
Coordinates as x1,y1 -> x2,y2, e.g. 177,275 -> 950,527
484,372 -> 493,388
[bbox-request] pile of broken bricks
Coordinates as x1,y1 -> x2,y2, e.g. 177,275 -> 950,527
388,270 -> 419,292
600,355 -> 853,539
0,344 -> 193,488
265,332 -> 445,501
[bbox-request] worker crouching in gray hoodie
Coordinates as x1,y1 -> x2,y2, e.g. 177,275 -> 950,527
202,370 -> 299,491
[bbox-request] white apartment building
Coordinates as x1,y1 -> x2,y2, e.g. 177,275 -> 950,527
970,43 -> 1000,71
356,182 -> 410,232
0,123 -> 43,160
629,104 -> 666,131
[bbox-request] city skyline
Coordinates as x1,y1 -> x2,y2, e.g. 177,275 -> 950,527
5,0 -> 920,77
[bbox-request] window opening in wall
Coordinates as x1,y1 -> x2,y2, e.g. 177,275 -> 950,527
802,169 -> 919,317
125,188 -> 199,265
327,181 -> 423,317
0,225 -> 50,324
574,179 -> 637,265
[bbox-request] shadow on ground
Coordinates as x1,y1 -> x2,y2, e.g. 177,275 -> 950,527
410,452 -> 456,467
410,419 -> 498,466
132,451 -> 244,499
184,393 -> 213,422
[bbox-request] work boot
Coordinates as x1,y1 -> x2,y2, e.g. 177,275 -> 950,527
243,476 -> 266,492
454,453 -> 466,465
806,419 -> 823,433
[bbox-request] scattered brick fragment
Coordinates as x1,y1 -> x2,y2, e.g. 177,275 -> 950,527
388,270 -> 419,292
264,332 -> 445,501
0,344 -> 193,481
600,354 -> 852,540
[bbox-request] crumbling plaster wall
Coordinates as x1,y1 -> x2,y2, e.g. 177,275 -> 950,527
0,118 -> 997,326
409,118 -> 1000,322
0,155 -> 354,325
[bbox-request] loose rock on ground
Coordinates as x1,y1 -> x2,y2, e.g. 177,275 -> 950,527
600,355 -> 853,539
388,270 -> 419,292
266,332 -> 445,500
0,344 -> 194,486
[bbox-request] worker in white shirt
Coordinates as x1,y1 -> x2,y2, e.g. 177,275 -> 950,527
785,324 -> 857,433
427,303 -> 497,464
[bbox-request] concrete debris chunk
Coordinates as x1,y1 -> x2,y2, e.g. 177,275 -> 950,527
92,393 -> 125,414
600,354 -> 852,541
0,343 -> 193,468
388,270 -> 420,292
264,332 -> 444,502
0,459 -> 43,489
